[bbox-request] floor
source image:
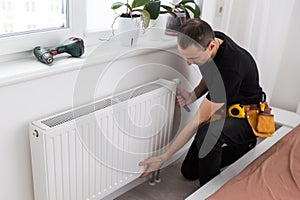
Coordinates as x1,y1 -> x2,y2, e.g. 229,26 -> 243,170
115,157 -> 199,200
115,133 -> 273,200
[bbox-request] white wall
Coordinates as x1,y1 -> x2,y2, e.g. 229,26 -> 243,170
0,47 -> 201,200
270,1 -> 300,111
203,0 -> 300,112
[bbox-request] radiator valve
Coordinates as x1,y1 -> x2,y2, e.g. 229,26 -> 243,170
33,130 -> 39,137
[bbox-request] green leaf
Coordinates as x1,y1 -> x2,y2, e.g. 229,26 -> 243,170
184,5 -> 196,14
111,2 -> 125,10
132,0 -> 150,8
177,4 -> 186,11
144,1 -> 161,19
161,5 -> 177,18
125,3 -> 133,13
185,5 -> 200,19
184,8 -> 191,19
160,5 -> 173,12
194,4 -> 201,18
179,0 -> 195,5
136,9 -> 151,28
175,0 -> 201,19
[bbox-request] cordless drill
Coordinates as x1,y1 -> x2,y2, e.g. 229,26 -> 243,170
33,37 -> 84,64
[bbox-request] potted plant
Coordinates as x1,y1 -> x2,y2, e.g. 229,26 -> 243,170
111,0 -> 152,28
143,0 -> 178,40
165,0 -> 201,35
143,0 -> 164,39
111,0 -> 151,46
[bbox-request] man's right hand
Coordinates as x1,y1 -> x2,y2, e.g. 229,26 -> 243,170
176,86 -> 197,107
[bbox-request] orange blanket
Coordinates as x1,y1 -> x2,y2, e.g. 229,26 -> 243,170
207,124 -> 300,200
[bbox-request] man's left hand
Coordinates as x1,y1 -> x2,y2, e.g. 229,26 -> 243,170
138,156 -> 165,178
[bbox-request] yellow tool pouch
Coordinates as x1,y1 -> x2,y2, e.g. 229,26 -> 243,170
228,102 -> 275,137
245,102 -> 275,137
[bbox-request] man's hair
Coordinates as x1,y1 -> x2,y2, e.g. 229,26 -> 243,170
178,19 -> 215,50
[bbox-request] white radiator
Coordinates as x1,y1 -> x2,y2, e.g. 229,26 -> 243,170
29,79 -> 176,200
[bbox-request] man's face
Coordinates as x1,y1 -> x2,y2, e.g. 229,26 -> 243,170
178,44 -> 212,66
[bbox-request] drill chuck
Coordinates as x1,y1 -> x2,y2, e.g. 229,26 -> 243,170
33,46 -> 53,64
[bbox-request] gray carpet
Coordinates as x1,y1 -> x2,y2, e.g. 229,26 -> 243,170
115,158 -> 199,200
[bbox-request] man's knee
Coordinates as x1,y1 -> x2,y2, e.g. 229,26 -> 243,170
180,164 -> 198,181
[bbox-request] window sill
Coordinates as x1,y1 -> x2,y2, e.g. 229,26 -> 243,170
0,35 -> 178,88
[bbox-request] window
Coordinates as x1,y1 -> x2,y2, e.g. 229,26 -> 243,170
0,0 -> 202,56
0,0 -> 84,56
0,0 -> 69,37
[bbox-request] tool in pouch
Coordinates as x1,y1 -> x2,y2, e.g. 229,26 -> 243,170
228,104 -> 245,118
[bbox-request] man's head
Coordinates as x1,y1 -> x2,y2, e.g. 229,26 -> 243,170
177,19 -> 217,66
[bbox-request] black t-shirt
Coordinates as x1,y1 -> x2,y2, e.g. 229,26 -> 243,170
199,31 -> 263,106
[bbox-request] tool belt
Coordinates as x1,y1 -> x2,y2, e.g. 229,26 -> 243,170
228,102 -> 275,137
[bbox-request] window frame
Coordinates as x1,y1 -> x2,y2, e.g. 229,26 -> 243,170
0,0 -> 86,57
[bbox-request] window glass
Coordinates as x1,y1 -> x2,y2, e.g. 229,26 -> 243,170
0,0 -> 69,37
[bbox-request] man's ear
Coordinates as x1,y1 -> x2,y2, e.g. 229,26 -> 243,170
208,40 -> 216,51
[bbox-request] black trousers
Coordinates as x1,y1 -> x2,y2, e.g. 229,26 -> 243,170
181,117 -> 257,186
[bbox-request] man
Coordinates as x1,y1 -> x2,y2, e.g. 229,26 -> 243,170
139,19 -> 264,186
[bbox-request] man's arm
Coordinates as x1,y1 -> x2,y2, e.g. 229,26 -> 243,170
176,78 -> 208,107
139,98 -> 224,177
194,78 -> 208,99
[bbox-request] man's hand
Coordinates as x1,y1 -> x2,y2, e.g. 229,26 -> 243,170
176,86 -> 197,107
138,156 -> 165,178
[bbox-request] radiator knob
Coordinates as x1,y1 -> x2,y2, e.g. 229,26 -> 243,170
33,130 -> 39,137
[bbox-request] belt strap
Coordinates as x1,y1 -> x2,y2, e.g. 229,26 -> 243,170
227,104 -> 260,118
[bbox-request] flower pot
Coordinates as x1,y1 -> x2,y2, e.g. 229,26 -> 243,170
165,12 -> 186,36
145,13 -> 168,41
116,14 -> 141,46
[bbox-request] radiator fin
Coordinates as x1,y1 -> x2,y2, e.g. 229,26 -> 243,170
42,84 -> 162,128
